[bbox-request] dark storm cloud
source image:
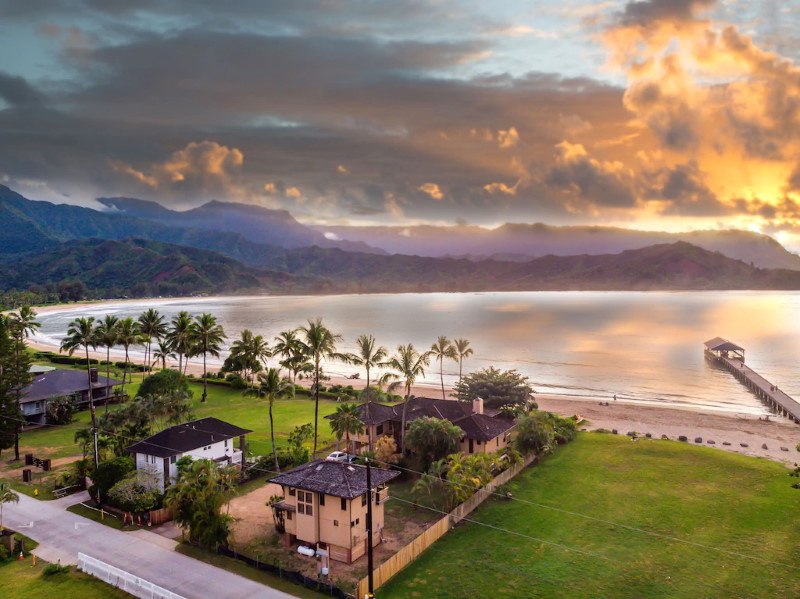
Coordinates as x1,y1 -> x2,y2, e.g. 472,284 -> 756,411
616,0 -> 715,26
0,72 -> 45,107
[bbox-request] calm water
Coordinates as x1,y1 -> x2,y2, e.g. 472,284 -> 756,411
33,291 -> 800,416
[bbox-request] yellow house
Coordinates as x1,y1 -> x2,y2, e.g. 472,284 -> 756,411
269,459 -> 399,564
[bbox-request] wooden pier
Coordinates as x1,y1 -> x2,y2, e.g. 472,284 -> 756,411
704,337 -> 800,423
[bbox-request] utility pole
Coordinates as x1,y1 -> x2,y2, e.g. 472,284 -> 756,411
365,457 -> 375,599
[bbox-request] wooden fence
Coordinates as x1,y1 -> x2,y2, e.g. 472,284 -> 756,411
355,453 -> 538,598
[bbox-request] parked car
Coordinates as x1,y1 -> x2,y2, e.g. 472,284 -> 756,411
326,451 -> 349,462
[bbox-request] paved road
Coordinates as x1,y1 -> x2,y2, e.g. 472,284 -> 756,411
5,493 -> 299,599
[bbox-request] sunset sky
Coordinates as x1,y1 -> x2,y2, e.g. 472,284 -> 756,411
1,0 -> 799,243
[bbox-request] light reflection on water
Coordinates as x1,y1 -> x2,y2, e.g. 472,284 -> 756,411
33,291 -> 800,416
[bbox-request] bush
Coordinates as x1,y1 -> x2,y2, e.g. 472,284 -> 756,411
138,369 -> 192,398
93,456 -> 135,498
44,563 -> 71,575
108,471 -> 163,513
46,396 -> 75,425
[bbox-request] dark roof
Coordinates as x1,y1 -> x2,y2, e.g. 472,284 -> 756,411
324,402 -> 397,426
704,337 -> 745,352
21,369 -> 123,404
454,413 -> 516,442
270,459 -> 399,499
125,417 -> 252,458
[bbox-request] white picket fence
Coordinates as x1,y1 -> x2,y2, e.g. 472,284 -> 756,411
77,552 -> 186,599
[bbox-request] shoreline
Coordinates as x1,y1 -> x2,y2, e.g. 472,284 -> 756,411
21,298 -> 800,466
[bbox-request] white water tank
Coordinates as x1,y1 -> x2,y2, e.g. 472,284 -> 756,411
297,546 -> 315,557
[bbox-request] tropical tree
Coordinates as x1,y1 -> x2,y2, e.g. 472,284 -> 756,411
329,402 -> 365,454
453,338 -> 474,387
93,315 -> 120,411
373,435 -> 400,468
404,416 -> 463,472
191,313 -> 226,402
166,311 -> 193,374
386,344 -> 430,454
152,338 -> 175,370
165,459 -> 238,548
430,335 -> 457,400
257,368 -> 295,471
411,459 -> 454,511
7,307 -> 39,460
61,316 -> 100,468
298,318 -> 350,458
228,329 -> 270,392
117,317 -> 142,397
0,316 -> 19,458
273,330 -> 304,382
138,308 -> 167,375
0,482 -> 19,530
454,367 -> 536,410
350,334 -> 388,452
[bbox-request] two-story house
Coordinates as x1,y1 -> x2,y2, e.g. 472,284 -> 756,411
20,368 -> 123,425
327,396 -> 516,456
126,417 -> 252,492
269,459 -> 399,563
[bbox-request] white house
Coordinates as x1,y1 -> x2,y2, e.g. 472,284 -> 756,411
125,417 -> 252,492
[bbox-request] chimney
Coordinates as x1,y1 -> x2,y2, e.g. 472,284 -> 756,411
472,398 -> 484,415
89,368 -> 98,383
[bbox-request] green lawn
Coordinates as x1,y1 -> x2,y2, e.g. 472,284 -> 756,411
0,558 -> 132,598
11,377 -> 340,458
380,433 -> 800,599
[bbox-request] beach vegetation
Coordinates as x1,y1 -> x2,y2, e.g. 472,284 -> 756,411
454,366 -> 536,410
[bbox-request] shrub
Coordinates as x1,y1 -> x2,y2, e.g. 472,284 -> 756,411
138,369 -> 192,398
108,470 -> 163,513
93,456 -> 135,498
44,563 -> 71,575
46,396 -> 75,425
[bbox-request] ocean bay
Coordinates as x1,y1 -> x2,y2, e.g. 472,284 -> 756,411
33,290 -> 800,416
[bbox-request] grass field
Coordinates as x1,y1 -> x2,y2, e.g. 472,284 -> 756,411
0,558 -> 132,598
1,373 -> 343,495
380,433 -> 800,599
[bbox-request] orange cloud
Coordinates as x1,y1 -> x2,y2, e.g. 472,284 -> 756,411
419,182 -> 444,200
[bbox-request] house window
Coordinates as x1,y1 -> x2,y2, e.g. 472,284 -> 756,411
297,490 -> 313,516
224,440 -> 228,447
361,493 -> 367,507
289,488 -> 296,496
170,456 -> 177,464
341,497 -> 347,511
287,512 -> 292,520
333,520 -> 339,527
319,493 -> 325,506
376,424 -> 384,435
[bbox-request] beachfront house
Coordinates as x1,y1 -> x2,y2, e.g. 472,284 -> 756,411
327,396 -> 516,456
269,459 -> 399,563
20,368 -> 123,425
125,417 -> 252,493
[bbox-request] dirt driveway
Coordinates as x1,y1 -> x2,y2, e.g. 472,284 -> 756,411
227,481 -> 282,547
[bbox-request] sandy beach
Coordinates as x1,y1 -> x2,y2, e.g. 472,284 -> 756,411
20,301 -> 800,466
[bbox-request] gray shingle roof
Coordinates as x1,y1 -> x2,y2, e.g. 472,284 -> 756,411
21,369 -> 123,404
270,459 -> 399,499
704,337 -> 744,352
125,417 -> 252,458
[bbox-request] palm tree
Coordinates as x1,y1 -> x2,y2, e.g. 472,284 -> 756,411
61,316 -> 100,468
257,368 -> 295,471
117,317 -> 142,397
453,338 -> 474,387
191,313 -> 226,403
430,336 -> 457,400
386,344 -> 430,454
273,330 -> 303,382
229,329 -> 271,392
0,482 -> 19,531
329,402 -> 365,455
350,334 -> 388,452
8,306 -> 40,460
166,311 -> 193,374
93,315 -> 120,412
153,338 -> 175,370
297,318 -> 350,458
138,308 -> 167,375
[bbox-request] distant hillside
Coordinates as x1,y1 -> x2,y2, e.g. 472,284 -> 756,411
97,196 -> 382,253
264,242 -> 800,292
319,223 -> 800,270
0,238 -> 326,298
